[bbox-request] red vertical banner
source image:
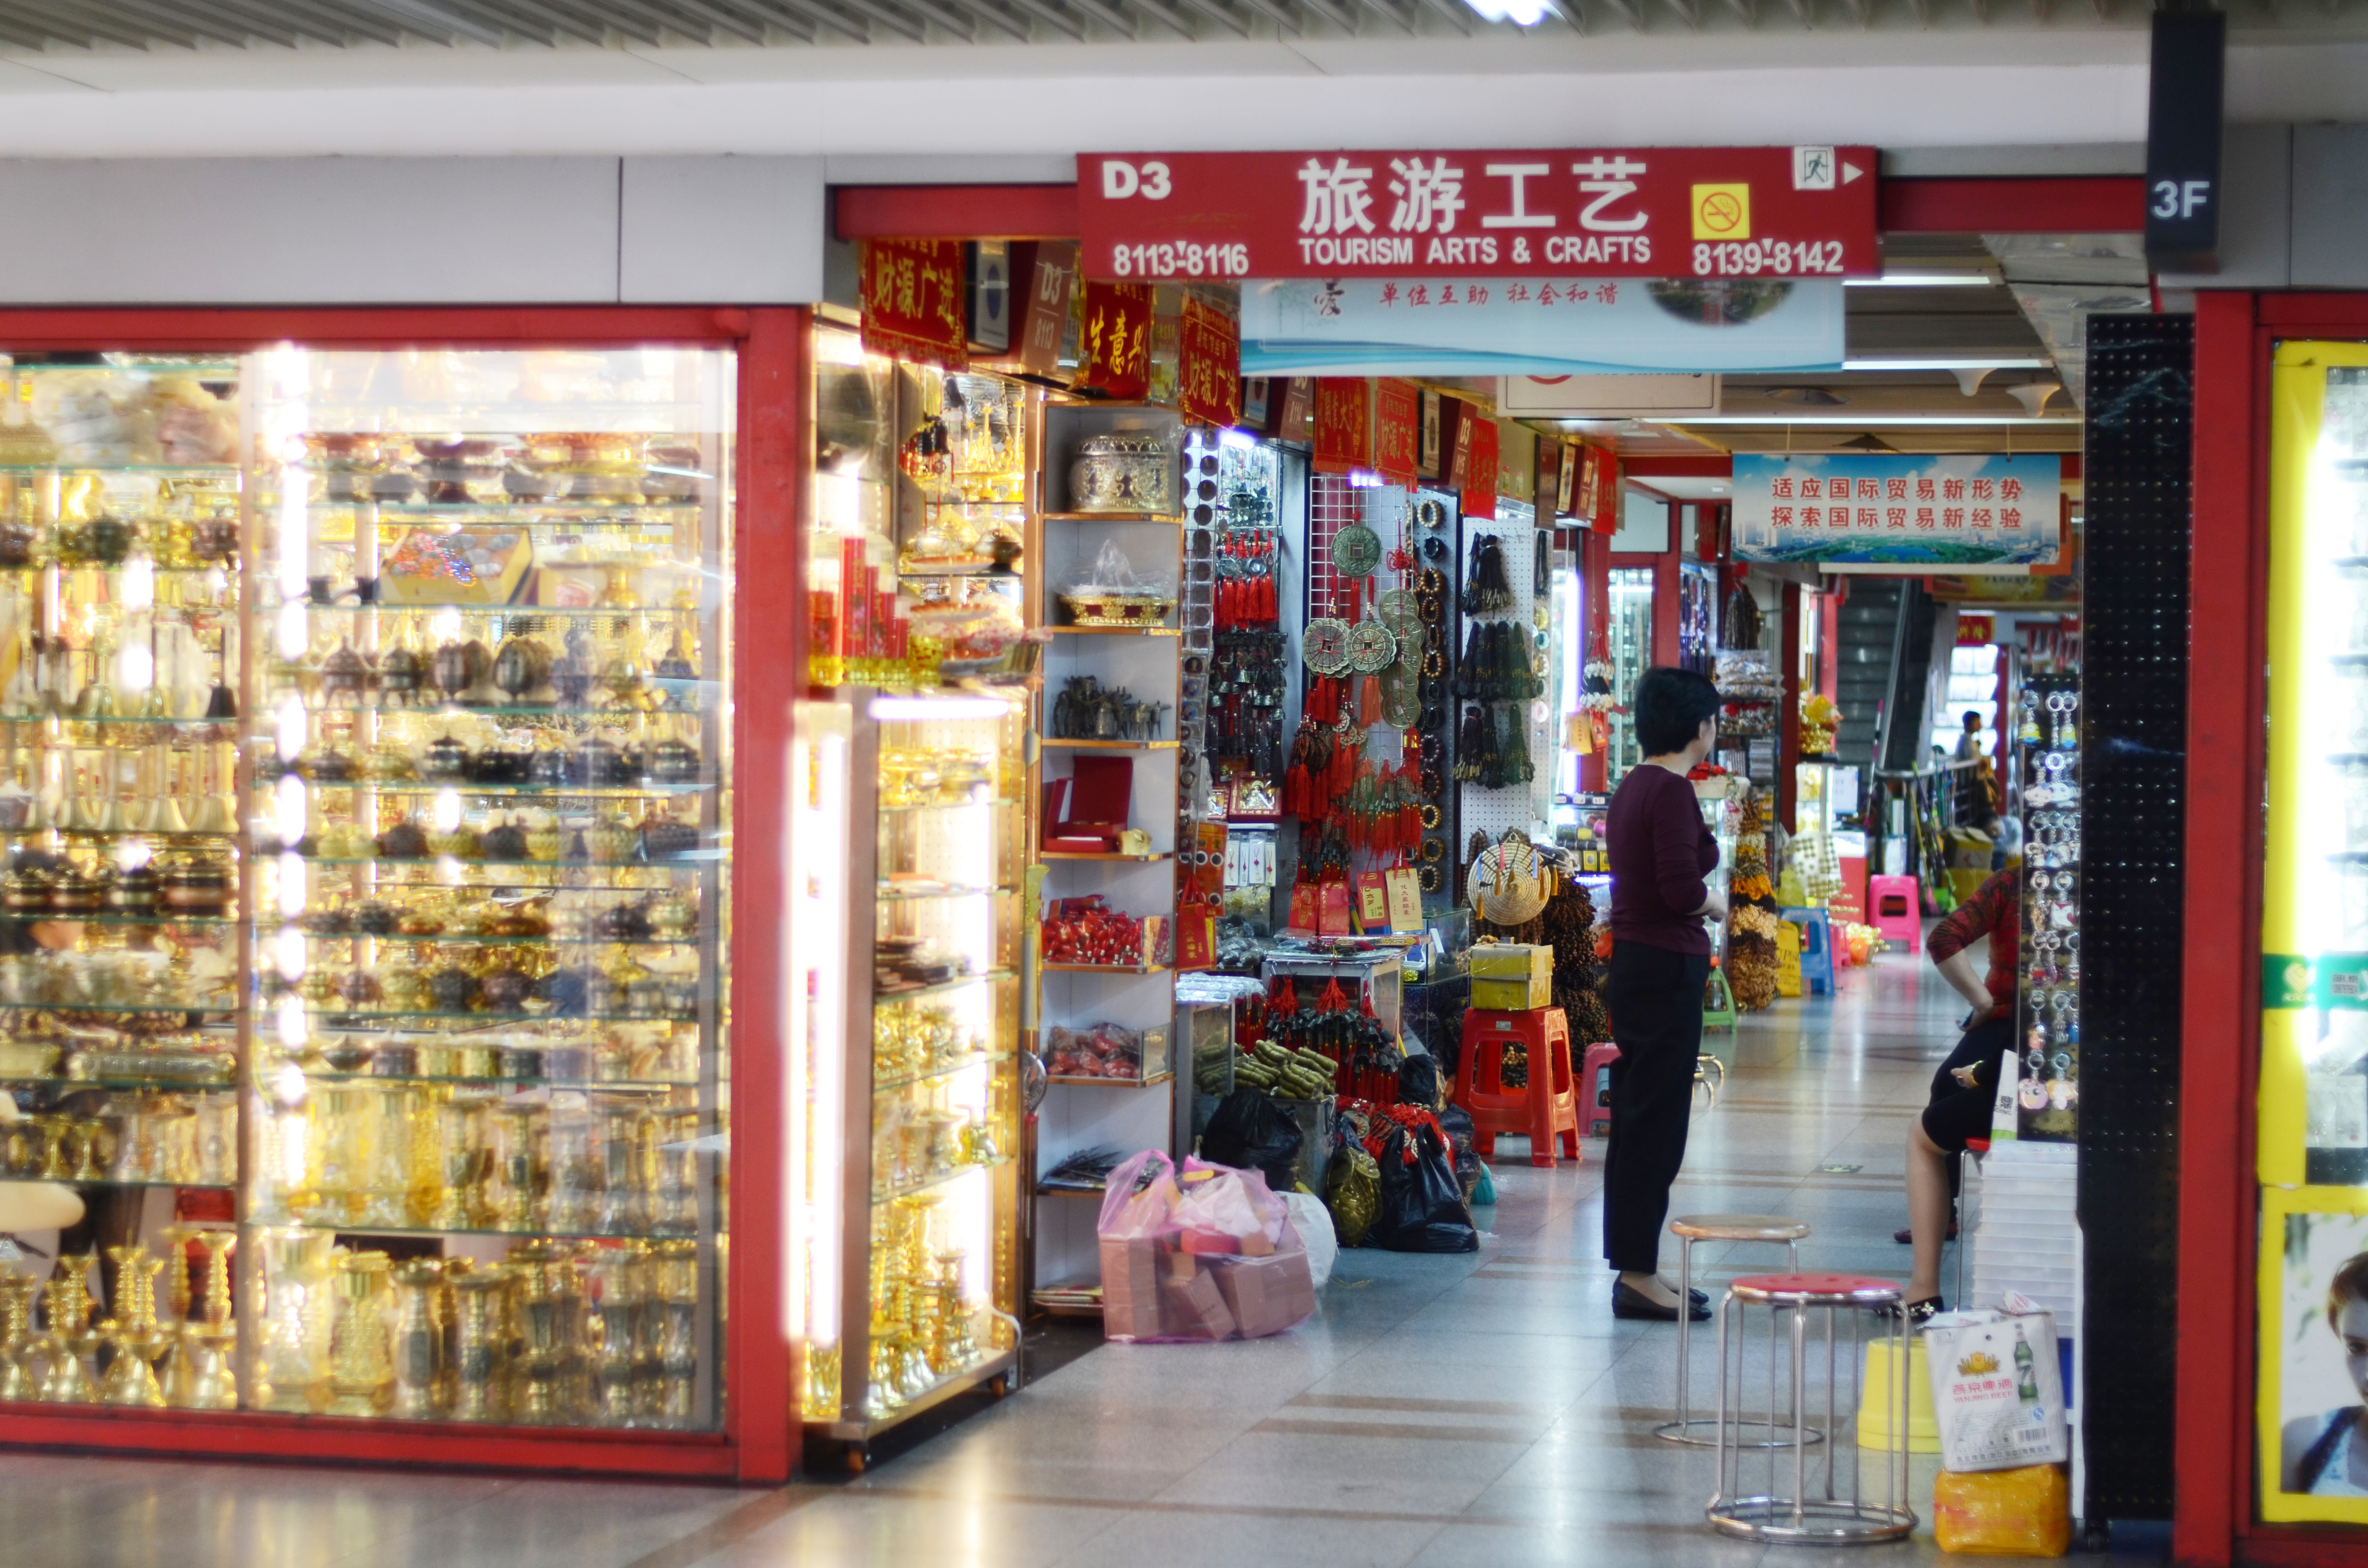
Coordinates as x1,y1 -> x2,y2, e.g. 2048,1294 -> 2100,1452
1535,437 -> 1562,521
1075,280 -> 1153,399
1579,444 -> 1619,535
859,239 -> 969,370
1462,413 -> 1500,519
1177,299 -> 1240,427
1312,379 -> 1372,473
1373,379 -> 1418,488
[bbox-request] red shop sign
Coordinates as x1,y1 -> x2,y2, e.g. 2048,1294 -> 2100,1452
1462,413 -> 1499,519
1075,279 -> 1152,400
1313,379 -> 1371,473
1374,379 -> 1418,488
860,238 -> 969,370
1178,299 -> 1240,427
1079,147 -> 1877,282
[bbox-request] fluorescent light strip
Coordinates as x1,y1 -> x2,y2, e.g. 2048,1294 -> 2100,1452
1664,414 -> 2074,427
1841,358 -> 2050,372
1843,273 -> 1997,288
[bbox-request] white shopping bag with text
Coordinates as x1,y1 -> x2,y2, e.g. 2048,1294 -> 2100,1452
1921,1309 -> 2068,1472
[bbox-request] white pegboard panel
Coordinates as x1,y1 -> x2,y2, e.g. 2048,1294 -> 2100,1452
1457,501 -> 1556,850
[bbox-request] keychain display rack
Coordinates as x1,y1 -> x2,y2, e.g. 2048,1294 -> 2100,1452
2014,671 -> 2082,1141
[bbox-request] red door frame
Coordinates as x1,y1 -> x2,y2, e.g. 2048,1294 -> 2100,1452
0,306 -> 804,1484
2181,292 -> 2368,1567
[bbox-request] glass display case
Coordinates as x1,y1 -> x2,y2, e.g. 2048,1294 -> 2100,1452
243,347 -> 736,1430
1606,565 -> 1654,784
786,689 -> 1025,1449
0,355 -> 247,1411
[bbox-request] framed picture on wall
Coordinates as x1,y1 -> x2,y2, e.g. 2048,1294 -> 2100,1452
1557,442 -> 1578,517
1240,377 -> 1270,429
1418,389 -> 1442,477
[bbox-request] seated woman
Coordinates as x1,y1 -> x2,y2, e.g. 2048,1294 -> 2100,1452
1903,864 -> 2018,1321
2284,1252 -> 2368,1495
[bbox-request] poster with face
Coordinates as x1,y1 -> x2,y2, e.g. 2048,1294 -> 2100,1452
2262,1191 -> 2368,1521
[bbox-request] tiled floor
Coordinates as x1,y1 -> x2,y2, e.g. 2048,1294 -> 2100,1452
0,950 -> 2118,1566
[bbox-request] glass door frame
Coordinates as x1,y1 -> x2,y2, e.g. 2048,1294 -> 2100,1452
2183,294 -> 2368,1565
0,306 -> 803,1484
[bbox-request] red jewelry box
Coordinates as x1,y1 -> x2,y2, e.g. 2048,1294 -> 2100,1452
1044,756 -> 1133,852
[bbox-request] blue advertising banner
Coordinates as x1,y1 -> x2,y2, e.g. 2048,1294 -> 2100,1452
1731,453 -> 2062,568
1237,275 -> 1843,377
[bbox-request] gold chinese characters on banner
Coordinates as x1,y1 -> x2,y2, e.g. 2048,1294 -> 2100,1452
860,239 -> 970,371
1075,280 -> 1151,400
1178,299 -> 1239,428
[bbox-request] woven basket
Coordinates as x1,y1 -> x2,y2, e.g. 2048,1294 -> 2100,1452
1467,830 -> 1552,927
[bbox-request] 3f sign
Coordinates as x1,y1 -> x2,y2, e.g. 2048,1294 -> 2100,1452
1101,160 -> 1172,200
2153,179 -> 2210,220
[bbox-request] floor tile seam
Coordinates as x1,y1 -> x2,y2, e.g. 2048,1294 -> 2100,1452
851,1480 -> 1488,1529
615,1486 -> 836,1568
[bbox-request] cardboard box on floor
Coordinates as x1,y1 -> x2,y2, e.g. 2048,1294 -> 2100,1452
1098,1230 -> 1316,1343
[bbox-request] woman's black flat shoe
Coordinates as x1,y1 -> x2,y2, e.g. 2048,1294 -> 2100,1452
1614,1279 -> 1711,1322
1690,1287 -> 1708,1307
1905,1296 -> 1945,1327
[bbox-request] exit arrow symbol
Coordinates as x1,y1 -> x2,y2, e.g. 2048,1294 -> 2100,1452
1842,161 -> 1865,184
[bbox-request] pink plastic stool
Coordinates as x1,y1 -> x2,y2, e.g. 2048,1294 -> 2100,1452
1581,1042 -> 1621,1137
1868,874 -> 1921,953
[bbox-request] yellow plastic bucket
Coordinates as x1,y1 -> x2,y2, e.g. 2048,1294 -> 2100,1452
1856,1335 -> 1940,1455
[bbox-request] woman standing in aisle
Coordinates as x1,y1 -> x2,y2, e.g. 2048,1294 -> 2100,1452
1604,667 -> 1725,1323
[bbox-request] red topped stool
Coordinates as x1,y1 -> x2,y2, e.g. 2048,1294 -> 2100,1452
1455,1007 -> 1580,1167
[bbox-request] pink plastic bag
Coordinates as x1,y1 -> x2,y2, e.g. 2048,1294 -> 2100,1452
1096,1150 -> 1316,1344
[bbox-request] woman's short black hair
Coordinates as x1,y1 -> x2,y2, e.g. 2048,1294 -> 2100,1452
1633,666 -> 1721,755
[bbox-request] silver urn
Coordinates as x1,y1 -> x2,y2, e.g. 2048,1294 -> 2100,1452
1067,433 -> 1176,514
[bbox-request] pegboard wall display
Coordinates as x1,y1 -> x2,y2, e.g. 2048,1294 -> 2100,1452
1455,504 -> 1557,857
2076,311 -> 2191,1523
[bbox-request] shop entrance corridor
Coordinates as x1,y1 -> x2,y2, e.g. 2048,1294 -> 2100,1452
0,945 -> 2096,1568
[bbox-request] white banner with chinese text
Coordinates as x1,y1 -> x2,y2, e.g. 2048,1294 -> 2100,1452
1237,275 -> 1842,376
1731,453 -> 2061,569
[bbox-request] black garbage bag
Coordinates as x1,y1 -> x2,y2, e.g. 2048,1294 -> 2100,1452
1398,1053 -> 1445,1112
1200,1089 -> 1304,1188
1371,1117 -> 1480,1252
1435,1103 -> 1484,1203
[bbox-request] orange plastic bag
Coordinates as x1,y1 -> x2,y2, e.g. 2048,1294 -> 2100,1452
1933,1464 -> 2072,1557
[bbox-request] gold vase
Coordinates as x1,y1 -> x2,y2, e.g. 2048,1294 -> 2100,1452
581,1249 -> 641,1427
168,1232 -> 237,1411
388,1260 -> 444,1420
506,1242 -> 576,1424
449,1268 -> 510,1422
324,1251 -> 394,1417
253,1227 -> 334,1413
651,1239 -> 698,1429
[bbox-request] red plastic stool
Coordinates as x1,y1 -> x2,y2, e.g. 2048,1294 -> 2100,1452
1455,1007 -> 1580,1167
1581,1042 -> 1621,1137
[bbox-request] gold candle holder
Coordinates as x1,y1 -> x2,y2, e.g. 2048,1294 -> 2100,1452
0,1274 -> 39,1402
169,1232 -> 237,1411
98,1245 -> 169,1408
38,1256 -> 99,1404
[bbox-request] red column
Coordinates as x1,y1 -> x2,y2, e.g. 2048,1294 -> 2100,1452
2175,291 -> 2265,1568
729,305 -> 805,1484
1651,545 -> 1681,668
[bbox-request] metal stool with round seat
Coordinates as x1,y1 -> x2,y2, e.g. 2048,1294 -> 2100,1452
1707,1273 -> 1917,1545
1656,1213 -> 1811,1447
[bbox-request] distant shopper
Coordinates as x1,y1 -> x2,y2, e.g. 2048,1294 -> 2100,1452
1604,666 -> 1724,1323
1901,863 -> 2019,1320
2282,1253 -> 2368,1495
1955,709 -> 1986,761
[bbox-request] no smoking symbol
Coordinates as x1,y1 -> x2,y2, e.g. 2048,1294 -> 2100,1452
1690,183 -> 1751,241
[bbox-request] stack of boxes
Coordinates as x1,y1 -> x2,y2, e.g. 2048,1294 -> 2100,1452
1468,943 -> 1554,1011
